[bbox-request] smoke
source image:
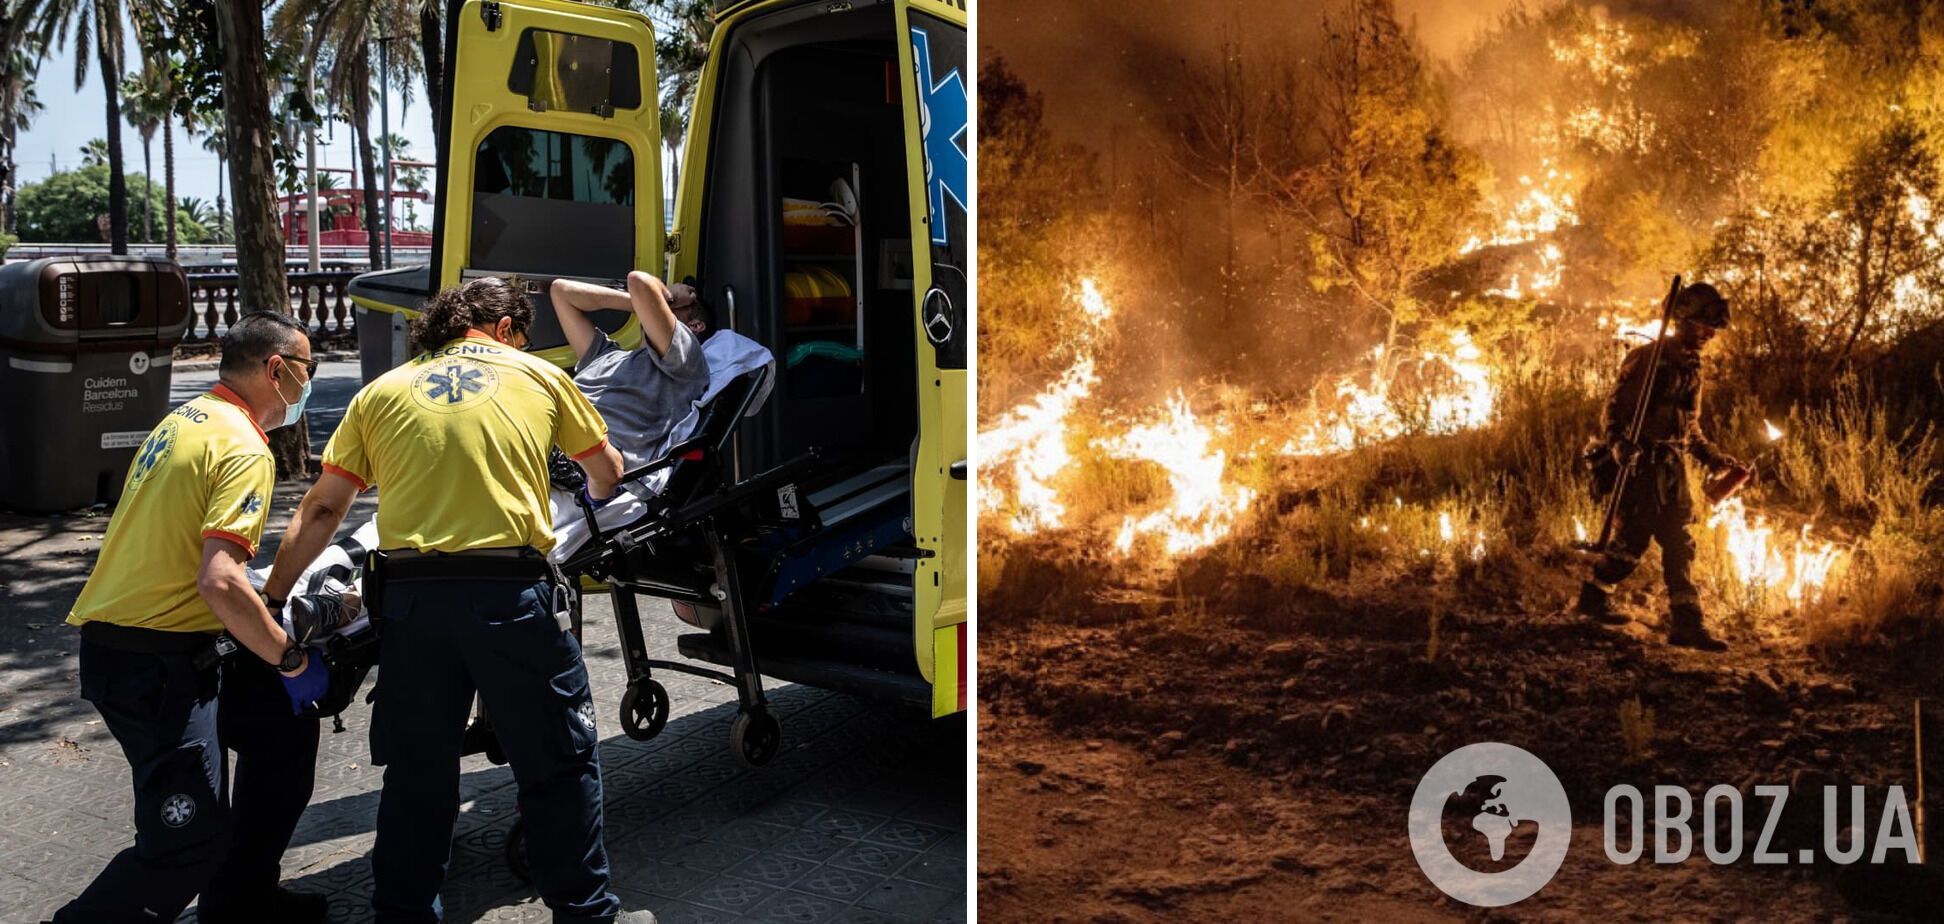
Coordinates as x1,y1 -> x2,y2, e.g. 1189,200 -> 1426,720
982,0 -> 1317,156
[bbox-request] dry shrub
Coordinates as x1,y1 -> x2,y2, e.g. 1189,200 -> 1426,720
1770,378 -> 1940,523
1804,515 -> 1944,645
1619,695 -> 1656,764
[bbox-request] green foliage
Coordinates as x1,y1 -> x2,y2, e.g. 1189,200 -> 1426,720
641,0 -> 711,112
17,164 -> 205,243
976,56 -> 1108,416
1259,0 -> 1484,365
148,0 -> 307,195
0,230 -> 15,259
1703,119 -> 1944,396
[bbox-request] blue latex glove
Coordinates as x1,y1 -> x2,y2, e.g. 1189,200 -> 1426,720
279,646 -> 330,715
578,484 -> 615,510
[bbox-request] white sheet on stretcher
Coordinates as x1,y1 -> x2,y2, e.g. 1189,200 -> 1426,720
253,331 -> 776,599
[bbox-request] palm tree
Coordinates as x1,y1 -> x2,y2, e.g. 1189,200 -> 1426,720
274,0 -> 416,271
660,104 -> 686,205
385,133 -> 428,230
190,106 -> 228,243
649,1 -> 712,116
0,42 -> 47,235
415,0 -> 440,150
178,194 -> 212,228
280,168 -> 344,196
122,73 -> 160,243
124,60 -> 183,256
19,0 -> 157,254
79,137 -> 109,167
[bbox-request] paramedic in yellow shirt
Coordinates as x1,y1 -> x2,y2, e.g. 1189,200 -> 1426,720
260,277 -> 651,923
54,311 -> 332,924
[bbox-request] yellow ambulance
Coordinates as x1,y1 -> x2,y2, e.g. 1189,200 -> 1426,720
348,0 -> 969,723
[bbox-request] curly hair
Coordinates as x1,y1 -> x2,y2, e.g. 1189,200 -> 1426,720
409,276 -> 533,353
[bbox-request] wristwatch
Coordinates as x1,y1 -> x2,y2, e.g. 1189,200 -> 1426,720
276,645 -> 306,673
260,590 -> 287,613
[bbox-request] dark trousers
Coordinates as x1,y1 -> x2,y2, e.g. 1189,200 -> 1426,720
204,656 -> 323,912
1591,455 -> 1700,608
55,636 -> 320,923
369,576 -> 617,923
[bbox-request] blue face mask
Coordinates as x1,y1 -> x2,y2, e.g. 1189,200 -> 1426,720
276,364 -> 312,429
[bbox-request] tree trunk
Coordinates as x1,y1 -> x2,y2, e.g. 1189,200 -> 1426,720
419,0 -> 443,152
353,53 -> 384,270
1,116 -> 14,234
217,0 -> 307,479
215,151 -> 227,243
0,14 -> 14,234
97,16 -> 128,254
163,121 -> 176,259
141,138 -> 153,243
667,138 -> 680,201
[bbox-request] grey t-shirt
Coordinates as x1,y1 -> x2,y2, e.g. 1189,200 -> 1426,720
574,325 -> 710,471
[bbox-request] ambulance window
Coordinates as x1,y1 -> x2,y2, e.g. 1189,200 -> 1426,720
507,29 -> 643,116
470,127 -> 635,277
907,14 -> 967,369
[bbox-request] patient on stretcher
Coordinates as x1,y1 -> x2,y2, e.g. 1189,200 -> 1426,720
552,273 -> 712,472
252,278 -> 775,609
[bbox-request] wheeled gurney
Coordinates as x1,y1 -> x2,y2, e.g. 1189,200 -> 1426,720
555,363 -> 919,767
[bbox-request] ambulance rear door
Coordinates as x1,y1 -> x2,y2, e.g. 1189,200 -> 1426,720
433,0 -> 664,368
894,0 -> 969,718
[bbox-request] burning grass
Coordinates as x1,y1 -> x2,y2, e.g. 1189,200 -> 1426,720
981,317 -> 1944,656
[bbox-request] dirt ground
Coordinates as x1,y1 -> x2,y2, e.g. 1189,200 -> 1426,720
976,537 -> 1944,922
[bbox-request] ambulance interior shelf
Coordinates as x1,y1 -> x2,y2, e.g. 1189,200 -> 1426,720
780,160 -> 864,399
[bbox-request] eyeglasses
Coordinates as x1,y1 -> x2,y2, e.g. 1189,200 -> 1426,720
274,354 -> 319,376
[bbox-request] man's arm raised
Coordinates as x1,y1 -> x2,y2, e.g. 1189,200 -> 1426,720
550,278 -> 630,363
625,271 -> 683,359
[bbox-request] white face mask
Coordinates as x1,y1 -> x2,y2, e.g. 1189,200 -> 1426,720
274,360 -> 312,429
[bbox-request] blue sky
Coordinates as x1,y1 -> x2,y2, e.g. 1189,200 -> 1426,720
13,25 -> 441,220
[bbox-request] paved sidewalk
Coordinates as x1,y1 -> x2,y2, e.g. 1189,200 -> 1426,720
0,361 -> 968,923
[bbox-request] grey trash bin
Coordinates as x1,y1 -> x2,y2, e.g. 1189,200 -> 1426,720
0,255 -> 191,513
347,264 -> 429,383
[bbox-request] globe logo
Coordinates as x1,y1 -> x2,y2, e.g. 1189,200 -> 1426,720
1408,742 -> 1572,907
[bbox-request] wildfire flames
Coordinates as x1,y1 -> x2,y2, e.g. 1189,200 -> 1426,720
981,279 -> 1258,553
1706,497 -> 1845,607
1280,330 -> 1498,456
978,279 -> 1112,532
1096,394 -> 1256,556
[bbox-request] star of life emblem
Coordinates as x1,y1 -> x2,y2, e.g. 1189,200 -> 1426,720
161,793 -> 197,828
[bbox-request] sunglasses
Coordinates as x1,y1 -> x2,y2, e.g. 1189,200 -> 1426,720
274,354 -> 320,376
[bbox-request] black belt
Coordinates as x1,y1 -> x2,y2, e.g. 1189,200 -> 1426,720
379,546 -> 555,582
81,621 -> 220,657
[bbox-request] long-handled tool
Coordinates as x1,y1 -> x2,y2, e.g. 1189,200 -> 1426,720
1595,275 -> 1682,551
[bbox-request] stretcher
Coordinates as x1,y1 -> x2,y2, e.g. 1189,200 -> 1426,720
554,362 -> 917,767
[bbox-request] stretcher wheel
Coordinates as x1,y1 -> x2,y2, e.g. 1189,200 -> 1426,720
505,816 -> 531,883
730,709 -> 780,767
620,680 -> 669,742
